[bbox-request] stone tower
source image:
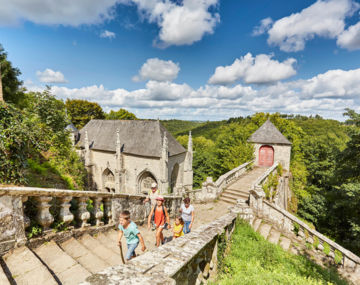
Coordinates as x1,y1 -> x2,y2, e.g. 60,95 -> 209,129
183,131 -> 193,191
248,119 -> 292,171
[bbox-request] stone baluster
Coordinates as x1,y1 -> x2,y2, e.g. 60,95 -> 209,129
93,197 -> 104,226
103,197 -> 113,224
76,196 -> 90,228
22,196 -> 30,229
35,196 -> 54,230
58,196 -> 74,226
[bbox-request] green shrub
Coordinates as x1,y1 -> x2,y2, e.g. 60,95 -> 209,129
313,236 -> 320,249
334,250 -> 343,265
305,242 -> 313,250
323,242 -> 330,256
27,224 -> 42,239
293,222 -> 300,235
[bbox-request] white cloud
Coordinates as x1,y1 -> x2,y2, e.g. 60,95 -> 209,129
208,53 -> 297,85
36,68 -> 67,83
252,17 -> 273,36
132,58 -> 180,82
0,0 -> 119,26
26,67 -> 360,120
100,30 -> 116,39
121,0 -> 220,47
259,0 -> 359,52
337,21 -> 360,50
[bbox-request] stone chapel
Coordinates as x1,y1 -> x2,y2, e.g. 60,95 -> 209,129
69,120 -> 193,195
248,119 -> 292,170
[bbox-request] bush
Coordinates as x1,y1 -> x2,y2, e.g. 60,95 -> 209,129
334,250 -> 343,265
313,236 -> 320,249
323,242 -> 330,256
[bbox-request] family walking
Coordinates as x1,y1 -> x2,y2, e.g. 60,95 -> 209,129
117,183 -> 195,262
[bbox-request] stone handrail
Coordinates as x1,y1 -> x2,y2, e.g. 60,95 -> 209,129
215,161 -> 253,193
252,195 -> 360,270
0,186 -> 181,254
252,161 -> 279,190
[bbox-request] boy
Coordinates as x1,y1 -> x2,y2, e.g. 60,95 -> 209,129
117,210 -> 146,261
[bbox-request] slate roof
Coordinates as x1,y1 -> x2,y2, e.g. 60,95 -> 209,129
248,119 -> 292,145
65,123 -> 78,133
76,120 -> 186,157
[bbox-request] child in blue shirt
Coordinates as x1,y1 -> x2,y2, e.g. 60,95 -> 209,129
117,210 -> 146,261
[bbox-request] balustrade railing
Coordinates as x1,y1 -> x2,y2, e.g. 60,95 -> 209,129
252,161 -> 279,191
0,186 -> 182,253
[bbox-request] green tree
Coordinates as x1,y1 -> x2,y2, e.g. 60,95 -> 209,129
65,99 -> 105,129
0,44 -> 25,106
106,108 -> 137,120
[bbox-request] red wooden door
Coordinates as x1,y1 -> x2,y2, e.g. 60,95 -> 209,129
259,145 -> 274,167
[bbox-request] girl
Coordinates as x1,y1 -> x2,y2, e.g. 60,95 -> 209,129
147,196 -> 171,247
172,216 -> 184,239
180,197 -> 194,234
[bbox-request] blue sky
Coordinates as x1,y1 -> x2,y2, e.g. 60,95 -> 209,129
1,0 -> 360,120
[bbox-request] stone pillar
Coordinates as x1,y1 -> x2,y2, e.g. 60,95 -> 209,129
160,134 -> 169,193
35,196 -> 54,230
183,131 -> 193,192
104,197 -> 113,224
58,196 -> 74,226
115,129 -> 122,193
93,197 -> 104,226
76,197 -> 90,228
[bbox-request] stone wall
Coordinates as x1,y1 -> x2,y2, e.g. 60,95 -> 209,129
82,211 -> 238,285
253,143 -> 291,170
0,187 -> 182,254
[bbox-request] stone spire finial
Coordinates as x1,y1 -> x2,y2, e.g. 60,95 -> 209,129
0,63 -> 3,102
188,131 -> 193,153
116,128 -> 121,157
84,130 -> 90,166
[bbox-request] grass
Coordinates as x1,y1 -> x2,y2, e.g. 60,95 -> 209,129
214,220 -> 348,285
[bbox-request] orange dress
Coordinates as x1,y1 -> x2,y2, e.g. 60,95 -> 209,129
154,206 -> 165,227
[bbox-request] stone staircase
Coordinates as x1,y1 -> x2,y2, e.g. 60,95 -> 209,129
219,167 -> 269,204
250,216 -> 360,285
0,229 -> 121,285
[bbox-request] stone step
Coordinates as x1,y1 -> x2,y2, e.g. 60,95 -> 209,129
267,229 -> 281,245
221,192 -> 247,201
223,189 -> 250,196
60,237 -> 109,274
94,232 -> 120,253
0,263 -> 10,285
218,196 -> 237,205
34,240 -> 91,285
78,234 -> 123,266
104,229 -> 119,242
279,236 -> 291,251
252,218 -> 262,232
3,246 -> 57,285
258,223 -> 272,240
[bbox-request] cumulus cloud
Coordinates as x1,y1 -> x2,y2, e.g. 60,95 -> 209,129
0,0 -> 119,26
132,58 -> 180,82
208,53 -> 297,85
337,21 -> 360,50
120,0 -> 220,47
36,69 -> 67,83
252,17 -> 273,36
100,30 -> 116,39
26,67 -> 360,120
258,0 -> 359,52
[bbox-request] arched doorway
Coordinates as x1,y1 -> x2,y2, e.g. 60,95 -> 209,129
259,145 -> 274,167
103,168 -> 115,192
138,171 -> 157,194
170,163 -> 180,193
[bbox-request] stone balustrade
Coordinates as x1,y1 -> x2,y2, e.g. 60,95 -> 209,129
0,186 -> 181,254
187,161 -> 253,203
82,210 -> 238,285
252,161 -> 279,191
249,189 -> 360,275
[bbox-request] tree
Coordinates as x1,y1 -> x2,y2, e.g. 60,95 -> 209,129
0,44 -> 25,106
65,99 -> 105,129
106,108 -> 137,120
